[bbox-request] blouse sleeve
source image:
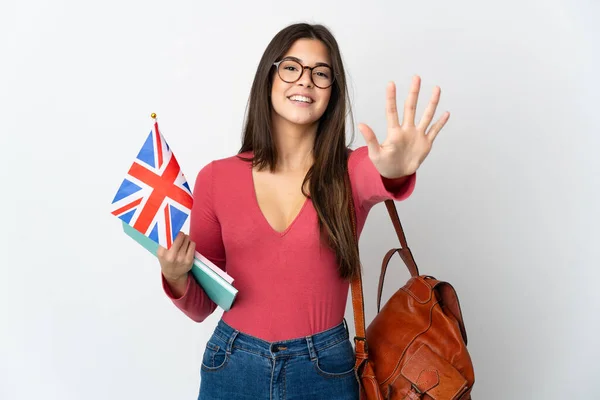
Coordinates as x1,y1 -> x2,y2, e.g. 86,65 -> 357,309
348,146 -> 416,212
161,161 -> 226,322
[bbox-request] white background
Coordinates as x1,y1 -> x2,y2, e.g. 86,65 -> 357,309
1,0 -> 598,399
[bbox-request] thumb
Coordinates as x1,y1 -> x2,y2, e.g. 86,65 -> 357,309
358,123 -> 380,159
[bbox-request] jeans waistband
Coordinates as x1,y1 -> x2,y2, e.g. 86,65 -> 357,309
212,318 -> 350,358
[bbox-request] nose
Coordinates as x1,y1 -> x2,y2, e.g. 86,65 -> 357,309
297,67 -> 314,87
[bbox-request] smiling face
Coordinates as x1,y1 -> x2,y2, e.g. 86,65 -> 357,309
270,39 -> 333,128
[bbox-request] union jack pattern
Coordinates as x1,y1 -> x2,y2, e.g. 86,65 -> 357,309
111,120 -> 193,249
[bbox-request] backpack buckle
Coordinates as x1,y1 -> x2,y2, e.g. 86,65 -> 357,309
354,336 -> 369,352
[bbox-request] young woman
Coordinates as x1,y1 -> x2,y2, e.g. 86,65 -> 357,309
157,22 -> 449,400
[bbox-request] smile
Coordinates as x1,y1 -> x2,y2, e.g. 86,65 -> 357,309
288,95 -> 314,104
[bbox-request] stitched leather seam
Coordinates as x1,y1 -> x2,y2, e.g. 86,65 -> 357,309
380,301 -> 439,385
450,380 -> 468,399
400,279 -> 433,304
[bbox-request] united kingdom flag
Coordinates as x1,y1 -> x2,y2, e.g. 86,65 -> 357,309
111,118 -> 193,249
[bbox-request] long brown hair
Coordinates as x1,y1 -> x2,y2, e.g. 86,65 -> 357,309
237,23 -> 360,282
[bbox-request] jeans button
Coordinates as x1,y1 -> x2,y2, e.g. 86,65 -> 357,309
272,345 -> 287,352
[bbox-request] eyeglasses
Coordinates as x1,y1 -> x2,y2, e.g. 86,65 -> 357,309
272,58 -> 335,89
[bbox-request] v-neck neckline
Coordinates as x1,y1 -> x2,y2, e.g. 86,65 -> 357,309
249,163 -> 310,237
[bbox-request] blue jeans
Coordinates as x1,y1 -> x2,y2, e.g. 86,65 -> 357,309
199,317 -> 360,399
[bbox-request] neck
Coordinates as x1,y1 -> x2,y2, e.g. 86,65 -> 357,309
271,114 -> 318,173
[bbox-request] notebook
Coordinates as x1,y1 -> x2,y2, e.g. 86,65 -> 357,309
121,221 -> 238,311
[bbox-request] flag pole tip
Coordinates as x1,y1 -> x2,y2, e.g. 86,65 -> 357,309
151,113 -> 157,119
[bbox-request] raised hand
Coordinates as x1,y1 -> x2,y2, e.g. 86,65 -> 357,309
358,75 -> 450,179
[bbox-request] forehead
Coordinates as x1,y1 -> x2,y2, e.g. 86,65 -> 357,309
282,39 -> 331,66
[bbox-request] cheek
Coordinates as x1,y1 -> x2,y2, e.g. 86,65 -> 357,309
271,79 -> 290,103
270,83 -> 287,112
270,74 -> 280,99
317,91 -> 332,113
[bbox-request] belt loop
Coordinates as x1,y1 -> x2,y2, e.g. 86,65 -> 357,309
343,317 -> 348,334
305,335 -> 317,361
226,330 -> 239,355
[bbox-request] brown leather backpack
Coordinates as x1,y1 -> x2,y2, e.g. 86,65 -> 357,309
348,196 -> 475,400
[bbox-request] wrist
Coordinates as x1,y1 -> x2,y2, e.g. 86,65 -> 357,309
164,272 -> 188,285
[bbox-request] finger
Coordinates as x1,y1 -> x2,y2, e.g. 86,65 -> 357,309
426,112 -> 450,143
402,75 -> 421,127
418,86 -> 441,131
358,123 -> 381,158
385,81 -> 400,128
176,236 -> 190,263
170,231 -> 186,254
180,235 -> 190,256
186,241 -> 196,264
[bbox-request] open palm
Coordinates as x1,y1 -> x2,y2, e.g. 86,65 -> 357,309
359,75 -> 450,179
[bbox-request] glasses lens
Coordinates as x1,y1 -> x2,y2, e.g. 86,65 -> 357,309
312,66 -> 333,88
278,60 -> 302,83
277,59 -> 334,88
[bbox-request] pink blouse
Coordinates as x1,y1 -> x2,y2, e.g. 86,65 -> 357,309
162,146 -> 416,342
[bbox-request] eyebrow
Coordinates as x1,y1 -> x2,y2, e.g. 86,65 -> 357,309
282,56 -> 332,69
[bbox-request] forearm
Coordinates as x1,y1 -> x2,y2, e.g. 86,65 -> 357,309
163,273 -> 189,299
161,272 -> 217,322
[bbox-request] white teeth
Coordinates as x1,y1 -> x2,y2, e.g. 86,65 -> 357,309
289,95 -> 313,103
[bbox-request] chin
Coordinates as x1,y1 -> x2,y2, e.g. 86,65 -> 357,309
277,107 -> 324,126
288,115 -> 321,126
